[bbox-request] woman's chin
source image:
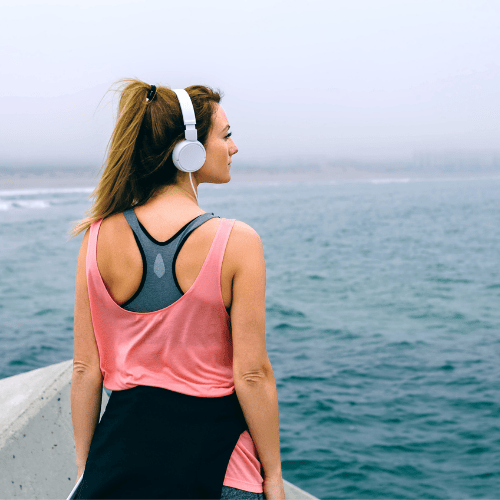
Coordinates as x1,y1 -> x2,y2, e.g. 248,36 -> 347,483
222,170 -> 231,183
211,174 -> 231,185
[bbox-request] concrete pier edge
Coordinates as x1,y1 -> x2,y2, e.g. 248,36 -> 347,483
0,361 -> 318,499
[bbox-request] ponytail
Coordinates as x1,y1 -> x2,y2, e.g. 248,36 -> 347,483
70,78 -> 221,238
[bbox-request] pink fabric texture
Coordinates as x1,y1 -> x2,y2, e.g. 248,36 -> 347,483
86,217 -> 264,493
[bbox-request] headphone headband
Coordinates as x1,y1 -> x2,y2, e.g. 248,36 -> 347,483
171,88 -> 205,179
172,88 -> 197,141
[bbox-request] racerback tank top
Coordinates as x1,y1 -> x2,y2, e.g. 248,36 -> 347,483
85,209 -> 264,493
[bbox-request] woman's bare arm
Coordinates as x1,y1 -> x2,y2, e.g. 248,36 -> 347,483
230,223 -> 284,481
71,228 -> 103,477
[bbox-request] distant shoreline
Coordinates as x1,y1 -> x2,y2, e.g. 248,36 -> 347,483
0,166 -> 499,191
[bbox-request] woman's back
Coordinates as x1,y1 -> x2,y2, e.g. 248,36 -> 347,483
95,197 -> 255,315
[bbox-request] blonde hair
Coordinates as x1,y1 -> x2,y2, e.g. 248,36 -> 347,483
70,78 -> 221,238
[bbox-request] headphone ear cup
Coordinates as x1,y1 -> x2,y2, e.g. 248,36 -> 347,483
172,140 -> 206,173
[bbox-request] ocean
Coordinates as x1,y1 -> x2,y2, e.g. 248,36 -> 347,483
1,174 -> 499,499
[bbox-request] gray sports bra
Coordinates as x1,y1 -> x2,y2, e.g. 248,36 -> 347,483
121,208 -> 219,313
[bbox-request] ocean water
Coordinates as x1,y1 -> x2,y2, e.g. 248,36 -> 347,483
1,174 -> 499,499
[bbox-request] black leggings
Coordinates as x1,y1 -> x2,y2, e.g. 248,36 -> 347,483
221,486 -> 265,499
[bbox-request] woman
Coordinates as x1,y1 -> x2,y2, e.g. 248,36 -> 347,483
69,79 -> 286,499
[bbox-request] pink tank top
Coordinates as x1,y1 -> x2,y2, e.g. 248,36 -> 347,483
86,217 -> 264,493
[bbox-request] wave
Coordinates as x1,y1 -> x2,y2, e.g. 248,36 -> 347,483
368,175 -> 500,184
0,186 -> 94,197
335,174 -> 500,185
0,200 -> 51,210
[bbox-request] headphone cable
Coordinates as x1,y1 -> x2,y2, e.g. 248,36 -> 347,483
189,171 -> 198,202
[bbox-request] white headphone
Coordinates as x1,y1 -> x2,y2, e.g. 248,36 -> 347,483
172,89 -> 206,173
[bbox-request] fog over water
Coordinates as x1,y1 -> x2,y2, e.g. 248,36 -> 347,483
0,0 -> 499,169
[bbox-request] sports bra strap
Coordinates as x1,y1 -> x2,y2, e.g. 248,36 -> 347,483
122,208 -> 217,246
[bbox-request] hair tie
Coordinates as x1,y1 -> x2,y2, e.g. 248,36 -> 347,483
146,85 -> 157,102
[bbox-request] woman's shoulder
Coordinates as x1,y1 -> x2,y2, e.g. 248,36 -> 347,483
226,219 -> 265,266
95,212 -> 140,270
98,211 -> 127,231
228,219 -> 262,241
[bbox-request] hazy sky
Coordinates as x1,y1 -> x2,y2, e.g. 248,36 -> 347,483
0,0 -> 498,168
